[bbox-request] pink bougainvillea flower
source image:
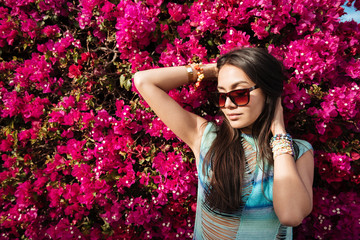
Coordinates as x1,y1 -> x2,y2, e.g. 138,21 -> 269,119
0,19 -> 17,47
49,110 -> 66,124
61,129 -> 74,138
60,95 -> 76,109
160,24 -> 169,33
21,95 -> 50,123
68,64 -> 82,78
218,28 -> 251,54
63,108 -> 81,126
0,134 -> 14,152
101,1 -> 116,13
42,25 -> 61,37
20,17 -> 38,39
1,90 -> 23,118
66,138 -> 86,160
14,180 -> 35,207
94,109 -> 113,128
251,18 -> 270,40
115,0 -> 158,56
2,154 -> 16,168
81,110 -> 95,129
167,2 -> 188,22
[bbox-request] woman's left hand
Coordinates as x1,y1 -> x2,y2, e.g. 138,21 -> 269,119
271,97 -> 286,135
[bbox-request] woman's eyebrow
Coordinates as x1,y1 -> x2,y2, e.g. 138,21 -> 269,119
217,80 -> 249,90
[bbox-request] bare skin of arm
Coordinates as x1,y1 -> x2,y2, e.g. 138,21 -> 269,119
133,64 -> 217,162
271,98 -> 314,226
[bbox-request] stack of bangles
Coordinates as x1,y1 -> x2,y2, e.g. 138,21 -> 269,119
185,64 -> 204,89
270,133 -> 295,158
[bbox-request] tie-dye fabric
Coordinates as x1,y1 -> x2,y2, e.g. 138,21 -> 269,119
194,122 -> 312,240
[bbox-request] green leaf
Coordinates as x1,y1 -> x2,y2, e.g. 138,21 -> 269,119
125,78 -> 132,91
120,75 -> 132,91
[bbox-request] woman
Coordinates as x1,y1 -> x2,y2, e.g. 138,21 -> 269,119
134,48 -> 314,240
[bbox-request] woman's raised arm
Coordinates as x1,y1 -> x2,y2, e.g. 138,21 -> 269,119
133,64 -> 217,159
271,99 -> 314,226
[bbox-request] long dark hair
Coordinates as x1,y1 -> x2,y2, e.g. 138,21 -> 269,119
203,48 -> 285,213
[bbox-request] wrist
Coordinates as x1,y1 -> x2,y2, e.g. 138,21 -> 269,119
185,64 -> 217,82
273,129 -> 287,135
203,63 -> 218,79
272,126 -> 286,135
185,65 -> 196,83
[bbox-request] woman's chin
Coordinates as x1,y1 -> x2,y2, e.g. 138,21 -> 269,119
226,119 -> 251,132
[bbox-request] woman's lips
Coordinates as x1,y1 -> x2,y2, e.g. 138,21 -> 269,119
227,113 -> 242,120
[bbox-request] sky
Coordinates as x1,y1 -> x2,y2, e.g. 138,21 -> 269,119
340,4 -> 360,22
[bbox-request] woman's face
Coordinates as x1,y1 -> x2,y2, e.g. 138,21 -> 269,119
217,64 -> 266,133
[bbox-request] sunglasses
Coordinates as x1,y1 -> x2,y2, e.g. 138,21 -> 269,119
213,85 -> 258,107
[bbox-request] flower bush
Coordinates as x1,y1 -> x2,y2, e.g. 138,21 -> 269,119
0,0 -> 359,239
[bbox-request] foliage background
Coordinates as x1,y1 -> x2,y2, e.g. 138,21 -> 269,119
0,0 -> 359,239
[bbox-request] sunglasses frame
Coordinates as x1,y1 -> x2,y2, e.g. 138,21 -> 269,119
214,85 -> 258,107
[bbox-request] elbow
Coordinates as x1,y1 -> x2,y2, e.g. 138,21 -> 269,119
277,206 -> 313,227
278,215 -> 304,227
133,72 -> 144,89
133,71 -> 150,96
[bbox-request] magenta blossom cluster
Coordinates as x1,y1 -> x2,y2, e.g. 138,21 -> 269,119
0,0 -> 359,239
308,82 -> 360,135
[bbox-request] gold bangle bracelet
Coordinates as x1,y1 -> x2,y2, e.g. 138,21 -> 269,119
185,65 -> 194,83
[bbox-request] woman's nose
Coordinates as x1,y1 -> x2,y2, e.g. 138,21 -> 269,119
223,96 -> 237,108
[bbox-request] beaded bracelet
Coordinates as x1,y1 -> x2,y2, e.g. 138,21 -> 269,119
185,65 -> 194,83
194,64 -> 204,89
270,133 -> 292,146
270,133 -> 294,158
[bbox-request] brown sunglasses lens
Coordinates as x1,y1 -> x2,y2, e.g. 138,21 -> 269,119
217,89 -> 250,107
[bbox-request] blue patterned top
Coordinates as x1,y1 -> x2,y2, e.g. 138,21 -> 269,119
194,122 -> 312,240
